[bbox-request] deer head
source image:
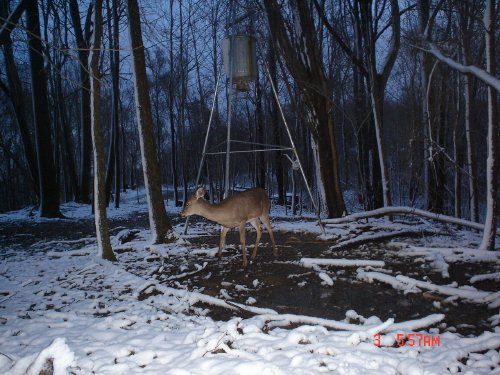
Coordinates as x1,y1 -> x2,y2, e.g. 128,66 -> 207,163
180,187 -> 206,218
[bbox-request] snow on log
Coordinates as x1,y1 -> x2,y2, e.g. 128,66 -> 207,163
246,313 -> 388,332
323,206 -> 499,234
25,338 -> 74,375
357,270 -> 500,306
301,258 -> 385,268
425,331 -> 500,369
244,312 -> 444,335
385,314 -> 445,333
318,272 -> 334,285
137,281 -> 278,315
470,272 -> 500,284
399,246 -> 500,264
328,229 -> 436,251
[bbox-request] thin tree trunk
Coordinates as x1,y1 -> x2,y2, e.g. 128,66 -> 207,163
263,0 -> 345,217
127,0 -> 174,243
463,73 -> 478,221
89,0 -> 116,261
26,0 -> 61,217
168,0 -> 179,206
268,41 -> 285,205
0,0 -> 39,198
104,0 -> 120,207
479,0 -> 497,250
369,83 -> 392,207
453,86 -> 462,219
112,0 -> 121,208
55,69 -> 79,200
69,0 -> 92,203
179,2 -> 188,207
418,0 -> 432,211
255,73 -> 266,189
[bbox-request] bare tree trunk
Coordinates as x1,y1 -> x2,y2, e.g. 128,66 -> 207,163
453,101 -> 462,219
104,0 -> 120,208
369,83 -> 392,208
127,0 -> 175,243
479,0 -> 497,250
168,0 -> 179,206
54,67 -> 79,201
463,73 -> 478,221
263,0 -> 345,217
268,41 -> 285,205
69,0 -> 92,203
0,1 -> 39,198
178,2 -> 188,206
112,0 -> 121,208
459,2 -> 479,222
255,74 -> 266,189
26,0 -> 61,217
89,0 -> 116,261
359,0 -> 399,209
418,0 -> 431,211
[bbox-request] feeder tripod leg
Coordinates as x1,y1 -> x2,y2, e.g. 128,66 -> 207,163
223,35 -> 236,199
183,70 -> 222,235
259,42 -> 325,234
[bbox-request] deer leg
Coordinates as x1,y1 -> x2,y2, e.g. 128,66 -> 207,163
260,214 -> 277,256
249,219 -> 262,260
218,227 -> 230,258
239,222 -> 247,267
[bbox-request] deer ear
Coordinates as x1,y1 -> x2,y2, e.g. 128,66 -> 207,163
195,187 -> 206,199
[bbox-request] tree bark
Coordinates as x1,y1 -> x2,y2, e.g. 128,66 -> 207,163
359,0 -> 399,209
479,0 -> 497,250
104,0 -> 120,208
26,0 -> 61,217
458,2 -> 479,222
0,0 -> 39,198
268,41 -> 285,205
89,0 -> 116,261
263,0 -> 345,218
168,0 -> 179,206
127,0 -> 174,243
69,0 -> 92,203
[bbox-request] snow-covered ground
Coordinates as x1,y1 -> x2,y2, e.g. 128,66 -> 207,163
0,189 -> 499,374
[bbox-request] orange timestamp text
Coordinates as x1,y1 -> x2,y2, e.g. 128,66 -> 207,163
373,333 -> 441,347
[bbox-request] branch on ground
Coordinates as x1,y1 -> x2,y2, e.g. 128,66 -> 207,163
323,206 -> 499,235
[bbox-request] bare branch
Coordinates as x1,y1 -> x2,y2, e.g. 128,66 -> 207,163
415,42 -> 500,92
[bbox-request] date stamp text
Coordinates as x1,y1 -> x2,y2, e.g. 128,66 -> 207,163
373,333 -> 441,347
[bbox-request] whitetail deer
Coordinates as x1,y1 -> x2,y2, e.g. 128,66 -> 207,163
181,187 -> 277,267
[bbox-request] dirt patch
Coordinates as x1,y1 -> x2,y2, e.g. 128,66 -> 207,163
152,227 -> 498,336
1,214 -> 497,336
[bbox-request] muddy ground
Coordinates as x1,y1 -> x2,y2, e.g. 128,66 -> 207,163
0,212 -> 498,337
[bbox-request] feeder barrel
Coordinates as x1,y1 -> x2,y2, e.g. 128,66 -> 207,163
222,35 -> 257,83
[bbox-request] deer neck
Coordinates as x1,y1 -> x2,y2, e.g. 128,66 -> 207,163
196,199 -> 233,226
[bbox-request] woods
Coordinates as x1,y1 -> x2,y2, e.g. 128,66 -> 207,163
1,2 -> 500,373
0,0 -> 498,246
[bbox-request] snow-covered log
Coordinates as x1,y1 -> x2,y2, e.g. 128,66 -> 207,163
300,258 -> 385,268
357,270 -> 500,306
323,206 -> 499,234
328,228 -> 438,251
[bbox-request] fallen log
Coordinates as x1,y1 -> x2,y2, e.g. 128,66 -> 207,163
323,206 -> 499,235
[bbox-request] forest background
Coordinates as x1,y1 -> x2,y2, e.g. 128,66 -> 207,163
0,0 -> 498,247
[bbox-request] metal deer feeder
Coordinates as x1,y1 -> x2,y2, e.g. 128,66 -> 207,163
223,35 -> 257,91
183,31 -> 325,235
